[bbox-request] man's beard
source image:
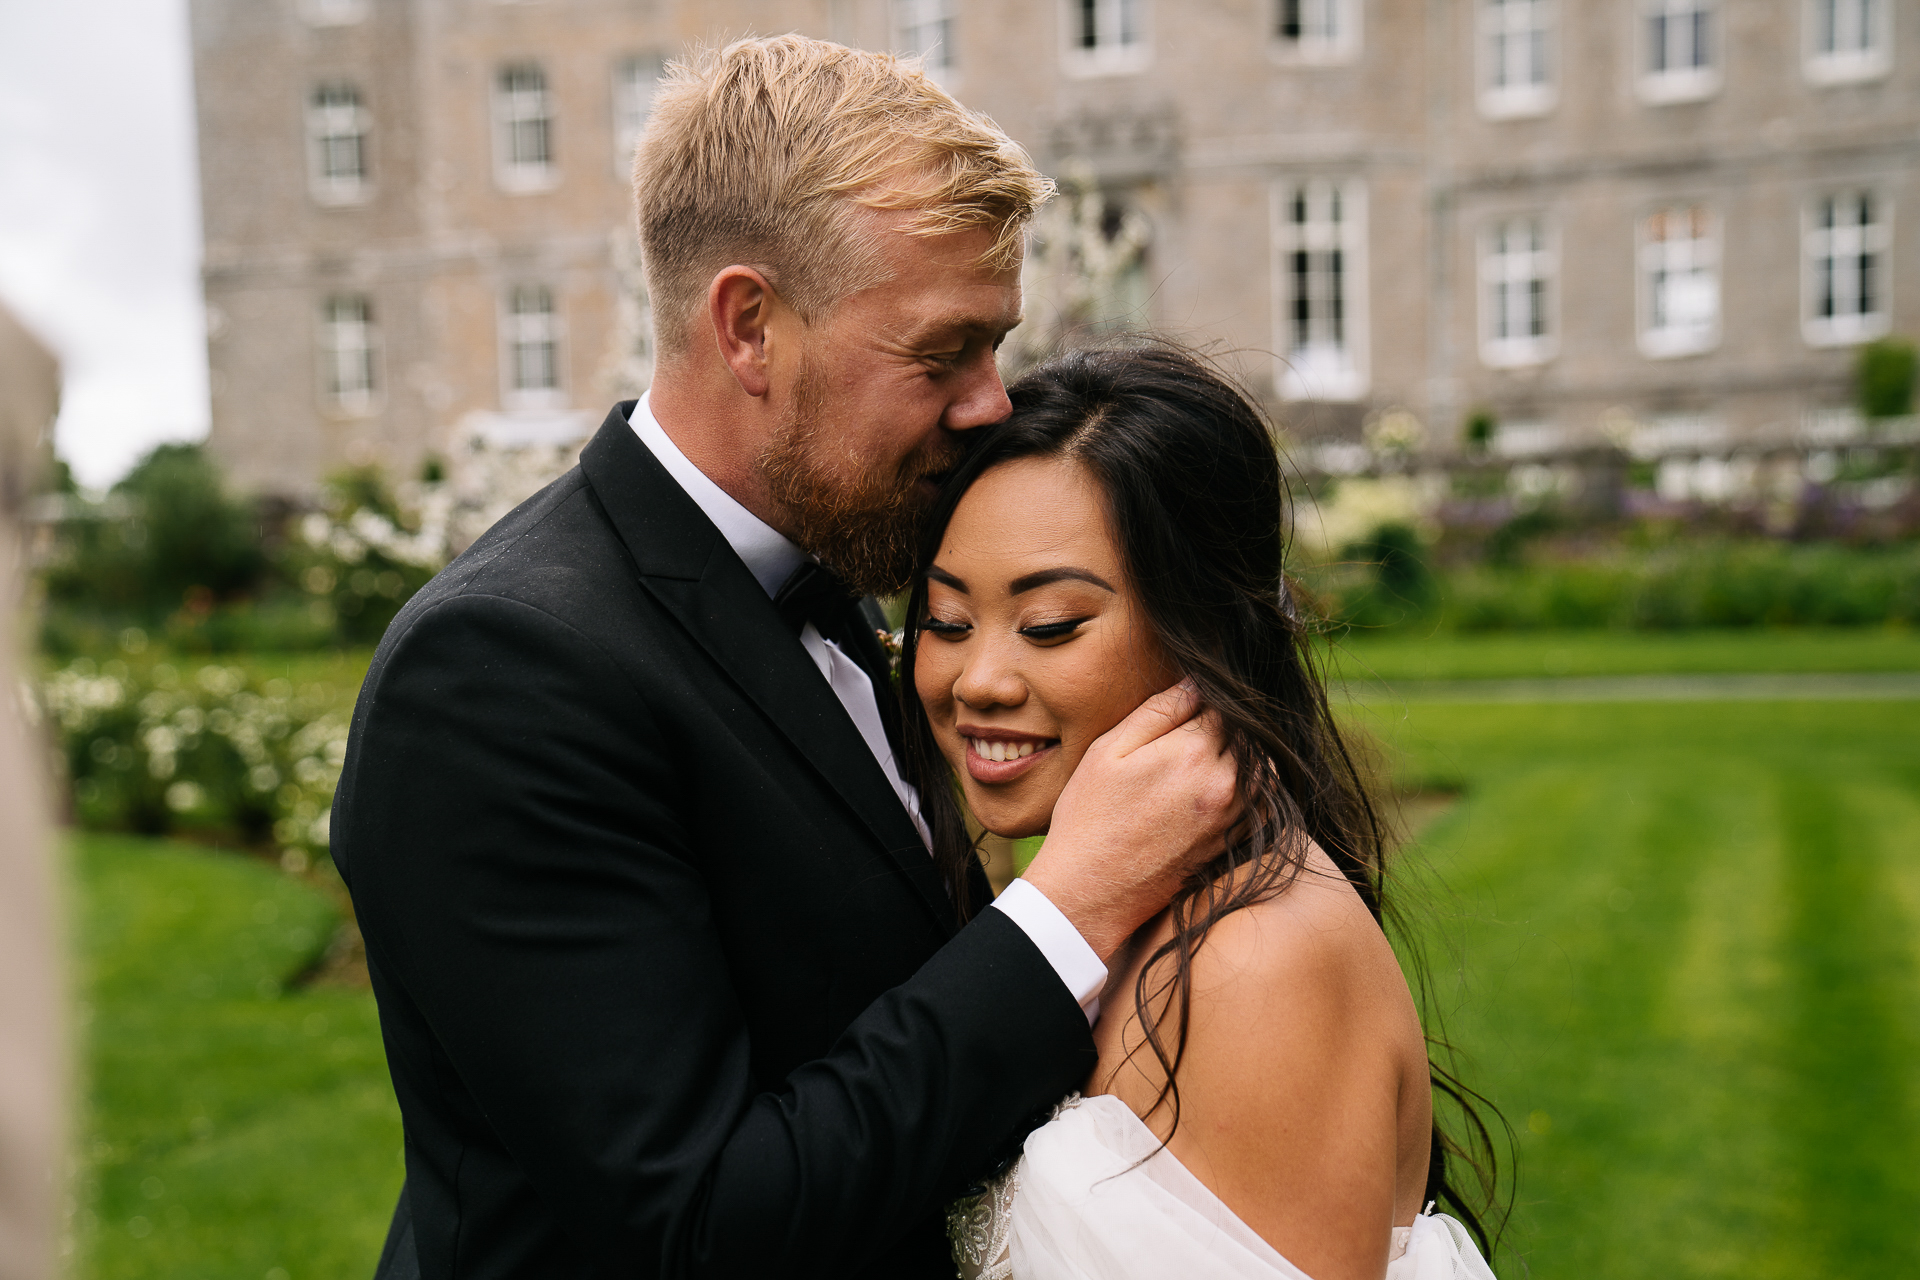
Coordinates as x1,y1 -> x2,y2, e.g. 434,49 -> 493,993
757,357 -> 961,599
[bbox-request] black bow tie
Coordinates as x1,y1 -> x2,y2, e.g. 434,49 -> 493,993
773,561 -> 856,637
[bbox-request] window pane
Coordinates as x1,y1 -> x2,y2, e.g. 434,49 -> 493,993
499,65 -> 553,174
614,54 -> 663,164
508,287 -> 559,393
308,82 -> 369,194
895,0 -> 956,69
321,296 -> 375,404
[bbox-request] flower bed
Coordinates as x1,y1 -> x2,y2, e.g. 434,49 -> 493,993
30,658 -> 351,859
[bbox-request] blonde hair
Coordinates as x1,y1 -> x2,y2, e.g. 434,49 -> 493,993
633,34 -> 1053,358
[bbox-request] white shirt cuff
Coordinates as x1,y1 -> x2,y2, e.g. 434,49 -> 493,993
990,878 -> 1108,1026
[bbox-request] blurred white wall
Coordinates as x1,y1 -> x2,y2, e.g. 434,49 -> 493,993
0,301 -> 61,1280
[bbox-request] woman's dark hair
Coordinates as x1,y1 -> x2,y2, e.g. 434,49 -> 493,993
897,341 -> 1508,1251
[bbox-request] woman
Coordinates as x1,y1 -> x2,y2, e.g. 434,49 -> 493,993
897,345 -> 1502,1280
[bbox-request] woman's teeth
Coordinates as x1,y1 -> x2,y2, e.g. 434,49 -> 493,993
968,738 -> 1039,763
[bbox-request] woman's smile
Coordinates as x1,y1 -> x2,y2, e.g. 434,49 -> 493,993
959,727 -> 1061,781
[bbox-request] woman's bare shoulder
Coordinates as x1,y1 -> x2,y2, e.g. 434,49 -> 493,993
1186,845 -> 1407,1027
1159,845 -> 1428,1277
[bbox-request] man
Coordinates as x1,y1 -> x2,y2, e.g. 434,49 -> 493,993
333,36 -> 1236,1280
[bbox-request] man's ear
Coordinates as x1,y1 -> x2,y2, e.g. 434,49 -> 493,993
709,266 -> 776,399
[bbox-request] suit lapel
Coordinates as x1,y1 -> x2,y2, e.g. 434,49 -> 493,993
577,407 -> 955,934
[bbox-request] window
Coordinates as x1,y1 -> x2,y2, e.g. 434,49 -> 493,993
1063,0 -> 1149,76
299,0 -> 368,26
495,64 -> 556,192
1273,180 -> 1368,400
1480,0 -> 1555,119
503,285 -> 564,408
1806,0 -> 1891,84
319,296 -> 377,415
1640,0 -> 1719,103
895,0 -> 957,75
1480,216 -> 1555,367
612,54 -> 663,174
1804,192 -> 1891,347
1273,0 -> 1359,63
1491,420 -> 1565,458
306,83 -> 371,205
1639,206 -> 1720,358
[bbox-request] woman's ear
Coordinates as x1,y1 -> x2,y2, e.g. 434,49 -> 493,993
708,266 -> 776,398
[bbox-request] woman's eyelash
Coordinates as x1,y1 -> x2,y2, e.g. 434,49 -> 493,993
1020,618 -> 1090,640
920,618 -> 971,635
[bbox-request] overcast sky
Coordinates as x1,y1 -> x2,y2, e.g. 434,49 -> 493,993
0,0 -> 206,489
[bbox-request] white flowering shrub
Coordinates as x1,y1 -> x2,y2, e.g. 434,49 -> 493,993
285,468 -> 451,644
444,433 -> 582,552
284,441 -> 586,646
1002,166 -> 1153,373
32,659 -> 350,853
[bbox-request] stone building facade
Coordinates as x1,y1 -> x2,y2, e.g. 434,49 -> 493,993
191,0 -> 1915,496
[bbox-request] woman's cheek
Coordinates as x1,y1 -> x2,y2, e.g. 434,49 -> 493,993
914,651 -> 960,758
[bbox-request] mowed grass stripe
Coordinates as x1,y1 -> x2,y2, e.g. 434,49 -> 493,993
1775,774 -> 1920,1274
1367,699 -> 1920,1279
1412,755 -> 1782,1277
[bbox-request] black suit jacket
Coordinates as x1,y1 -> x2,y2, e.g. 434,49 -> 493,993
331,405 -> 1095,1280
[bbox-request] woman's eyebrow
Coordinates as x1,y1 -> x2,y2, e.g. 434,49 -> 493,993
1010,567 -> 1116,595
926,565 -> 968,592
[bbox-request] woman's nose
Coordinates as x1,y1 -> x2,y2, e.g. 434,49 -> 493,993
954,638 -> 1026,710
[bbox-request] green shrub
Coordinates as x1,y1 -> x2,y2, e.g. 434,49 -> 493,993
42,444 -> 266,621
38,450 -> 453,656
1314,539 -> 1920,633
1463,408 -> 1496,454
32,659 -> 349,853
1338,522 -> 1438,629
1857,337 -> 1918,420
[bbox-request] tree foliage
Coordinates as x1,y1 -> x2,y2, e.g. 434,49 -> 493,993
43,443 -> 266,620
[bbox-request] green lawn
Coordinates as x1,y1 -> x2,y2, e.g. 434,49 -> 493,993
1326,626 -> 1920,682
70,835 -> 400,1280
1365,697 -> 1920,1278
66,630 -> 1920,1279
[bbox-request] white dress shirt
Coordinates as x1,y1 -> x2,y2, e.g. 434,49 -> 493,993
628,393 -> 1107,1023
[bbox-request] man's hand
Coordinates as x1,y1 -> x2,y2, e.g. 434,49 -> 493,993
1022,680 -> 1239,961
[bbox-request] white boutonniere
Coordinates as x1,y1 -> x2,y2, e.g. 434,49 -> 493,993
877,627 -> 904,686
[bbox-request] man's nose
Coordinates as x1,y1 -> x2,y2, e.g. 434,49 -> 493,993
943,351 -> 1013,433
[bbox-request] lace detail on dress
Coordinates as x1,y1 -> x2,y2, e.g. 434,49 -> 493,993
949,1094 -> 1084,1280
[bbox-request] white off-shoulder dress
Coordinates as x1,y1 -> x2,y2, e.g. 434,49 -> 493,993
949,1095 -> 1498,1280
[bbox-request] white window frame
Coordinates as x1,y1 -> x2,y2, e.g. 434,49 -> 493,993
1638,0 -> 1721,104
1491,420 -> 1565,458
1479,0 -> 1556,120
1803,191 -> 1892,348
1805,0 -> 1891,85
1271,179 -> 1369,402
1061,0 -> 1151,77
306,82 -> 372,207
1270,0 -> 1361,65
1638,205 -> 1721,359
895,0 -> 958,78
502,284 -> 566,410
318,295 -> 378,417
494,63 -> 557,194
1479,215 -> 1557,368
298,0 -> 368,26
611,53 -> 663,176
